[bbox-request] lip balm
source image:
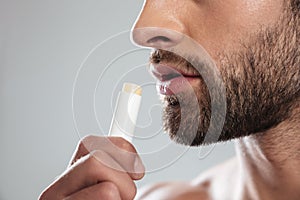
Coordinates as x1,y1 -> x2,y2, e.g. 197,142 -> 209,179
109,83 -> 142,142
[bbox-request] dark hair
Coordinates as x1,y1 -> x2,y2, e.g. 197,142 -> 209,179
291,0 -> 300,15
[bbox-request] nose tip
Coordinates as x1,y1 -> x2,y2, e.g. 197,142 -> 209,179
131,27 -> 184,49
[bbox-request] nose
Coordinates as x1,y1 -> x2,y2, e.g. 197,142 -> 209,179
132,27 -> 184,49
131,1 -> 188,49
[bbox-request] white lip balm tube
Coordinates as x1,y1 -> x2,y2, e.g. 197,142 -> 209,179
109,83 -> 142,142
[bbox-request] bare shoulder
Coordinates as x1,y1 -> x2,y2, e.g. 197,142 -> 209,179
193,156 -> 237,185
136,181 -> 210,200
136,157 -> 238,200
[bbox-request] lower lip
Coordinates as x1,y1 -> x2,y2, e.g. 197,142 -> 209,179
156,76 -> 199,95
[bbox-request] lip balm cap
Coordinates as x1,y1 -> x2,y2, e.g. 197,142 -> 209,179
122,83 -> 142,96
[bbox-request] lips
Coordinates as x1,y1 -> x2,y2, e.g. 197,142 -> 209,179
149,64 -> 200,95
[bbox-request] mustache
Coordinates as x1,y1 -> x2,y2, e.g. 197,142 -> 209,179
149,49 -> 211,77
150,49 -> 190,66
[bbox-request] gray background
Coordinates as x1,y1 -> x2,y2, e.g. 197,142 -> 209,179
0,1 -> 235,199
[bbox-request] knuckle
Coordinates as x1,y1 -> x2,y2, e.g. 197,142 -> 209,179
98,182 -> 119,199
127,183 -> 137,200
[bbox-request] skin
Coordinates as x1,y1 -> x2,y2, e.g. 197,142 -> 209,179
146,0 -> 299,146
40,0 -> 299,199
133,0 -> 300,199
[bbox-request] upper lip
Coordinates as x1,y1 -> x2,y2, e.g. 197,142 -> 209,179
149,63 -> 200,82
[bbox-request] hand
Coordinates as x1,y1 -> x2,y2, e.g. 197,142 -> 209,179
39,135 -> 145,200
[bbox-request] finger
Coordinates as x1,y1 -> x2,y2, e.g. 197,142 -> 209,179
64,182 -> 121,200
69,135 -> 145,179
43,150 -> 137,200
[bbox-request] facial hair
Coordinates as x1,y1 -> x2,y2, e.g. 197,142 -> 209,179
150,2 -> 300,146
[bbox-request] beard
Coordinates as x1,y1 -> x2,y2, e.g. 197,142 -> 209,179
150,2 -> 300,146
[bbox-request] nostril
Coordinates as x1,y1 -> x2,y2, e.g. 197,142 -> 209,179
147,36 -> 171,44
131,27 -> 184,49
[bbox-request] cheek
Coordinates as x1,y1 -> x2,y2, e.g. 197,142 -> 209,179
188,0 -> 283,59
237,0 -> 283,29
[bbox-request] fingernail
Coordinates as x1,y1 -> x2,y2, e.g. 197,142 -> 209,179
134,157 -> 144,174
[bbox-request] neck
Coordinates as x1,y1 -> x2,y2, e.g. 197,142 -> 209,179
235,103 -> 300,200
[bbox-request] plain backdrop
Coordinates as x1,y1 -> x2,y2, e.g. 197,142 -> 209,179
0,1 -> 235,199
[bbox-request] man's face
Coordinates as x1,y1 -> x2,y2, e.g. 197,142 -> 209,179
132,0 -> 300,146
